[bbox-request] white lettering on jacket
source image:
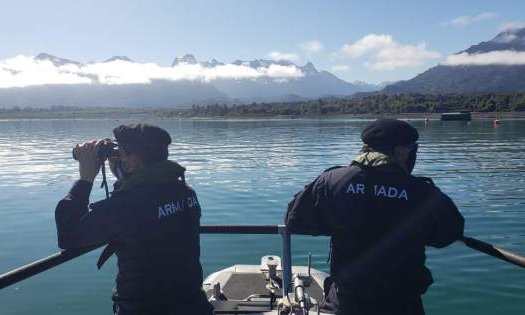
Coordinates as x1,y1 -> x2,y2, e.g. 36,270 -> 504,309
345,183 -> 409,200
157,195 -> 200,219
158,200 -> 184,219
373,185 -> 409,200
186,195 -> 199,208
346,183 -> 365,194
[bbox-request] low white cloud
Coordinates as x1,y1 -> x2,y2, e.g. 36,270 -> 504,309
300,40 -> 324,53
366,42 -> 441,70
331,64 -> 350,72
0,55 -> 91,88
336,34 -> 441,70
0,55 -> 305,88
268,51 -> 300,63
339,34 -> 394,58
440,12 -> 498,28
80,60 -> 165,84
262,64 -> 304,78
443,51 -> 525,66
498,21 -> 525,32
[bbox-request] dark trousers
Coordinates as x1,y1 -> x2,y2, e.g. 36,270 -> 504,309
335,295 -> 424,315
113,290 -> 214,315
323,281 -> 425,315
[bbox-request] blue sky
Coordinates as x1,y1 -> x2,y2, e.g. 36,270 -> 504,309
0,0 -> 524,84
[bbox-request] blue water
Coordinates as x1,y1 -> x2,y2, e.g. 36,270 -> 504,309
0,118 -> 524,314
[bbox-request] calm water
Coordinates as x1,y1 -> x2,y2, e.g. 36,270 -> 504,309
0,118 -> 524,314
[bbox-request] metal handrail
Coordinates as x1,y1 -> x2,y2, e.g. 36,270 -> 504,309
2,225 -> 525,293
459,236 -> 525,269
0,224 -> 292,295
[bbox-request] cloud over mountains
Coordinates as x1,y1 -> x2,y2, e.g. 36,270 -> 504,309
383,27 -> 525,94
0,53 -> 375,108
336,34 -> 441,70
444,51 -> 525,66
0,54 -> 305,89
442,27 -> 525,66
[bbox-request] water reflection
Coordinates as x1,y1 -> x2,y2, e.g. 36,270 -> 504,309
0,118 -> 524,314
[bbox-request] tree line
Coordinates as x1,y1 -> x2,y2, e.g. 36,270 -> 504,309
175,93 -> 525,117
1,93 -> 524,118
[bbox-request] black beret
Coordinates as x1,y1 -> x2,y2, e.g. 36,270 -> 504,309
113,123 -> 171,147
361,119 -> 418,146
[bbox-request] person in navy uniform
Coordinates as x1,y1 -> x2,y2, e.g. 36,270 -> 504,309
55,124 -> 213,315
285,119 -> 464,315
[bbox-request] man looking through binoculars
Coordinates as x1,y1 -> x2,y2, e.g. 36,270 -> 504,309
55,123 -> 213,315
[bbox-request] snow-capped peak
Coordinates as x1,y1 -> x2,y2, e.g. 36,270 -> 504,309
172,54 -> 198,66
35,53 -> 80,66
493,27 -> 525,44
201,58 -> 224,68
462,27 -> 525,54
299,62 -> 318,75
105,56 -> 134,63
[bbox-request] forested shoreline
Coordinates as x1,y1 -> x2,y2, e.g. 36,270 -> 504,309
1,93 -> 524,119
182,93 -> 525,117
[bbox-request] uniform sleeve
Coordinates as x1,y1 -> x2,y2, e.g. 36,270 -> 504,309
424,188 -> 465,248
285,175 -> 331,236
55,180 -> 122,249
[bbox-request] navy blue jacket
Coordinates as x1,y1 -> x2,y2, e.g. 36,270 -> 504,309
56,178 -> 209,313
285,163 -> 464,300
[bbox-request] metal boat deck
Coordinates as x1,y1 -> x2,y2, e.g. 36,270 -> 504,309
204,262 -> 334,314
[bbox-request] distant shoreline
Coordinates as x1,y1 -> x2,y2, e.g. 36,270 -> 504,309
2,93 -> 525,120
1,109 -> 524,121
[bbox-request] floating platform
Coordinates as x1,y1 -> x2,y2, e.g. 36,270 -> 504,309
440,111 -> 472,121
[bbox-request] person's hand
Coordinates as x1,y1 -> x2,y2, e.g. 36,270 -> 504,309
74,140 -> 104,183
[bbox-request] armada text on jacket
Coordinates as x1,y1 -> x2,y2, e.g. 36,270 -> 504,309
285,119 -> 464,315
55,123 -> 214,315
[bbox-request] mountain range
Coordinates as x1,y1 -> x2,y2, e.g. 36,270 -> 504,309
0,54 -> 378,108
2,27 -> 525,109
384,27 -> 525,94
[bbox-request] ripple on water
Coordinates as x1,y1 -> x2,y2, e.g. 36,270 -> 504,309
0,118 -> 524,314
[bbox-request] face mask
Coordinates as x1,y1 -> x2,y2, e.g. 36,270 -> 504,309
405,150 -> 417,174
404,143 -> 418,174
115,159 -> 131,180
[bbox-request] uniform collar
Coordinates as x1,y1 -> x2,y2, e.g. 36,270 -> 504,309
352,161 -> 408,175
114,160 -> 186,192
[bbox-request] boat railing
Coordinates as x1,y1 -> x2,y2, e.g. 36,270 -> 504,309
2,224 -> 525,296
0,225 -> 292,297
